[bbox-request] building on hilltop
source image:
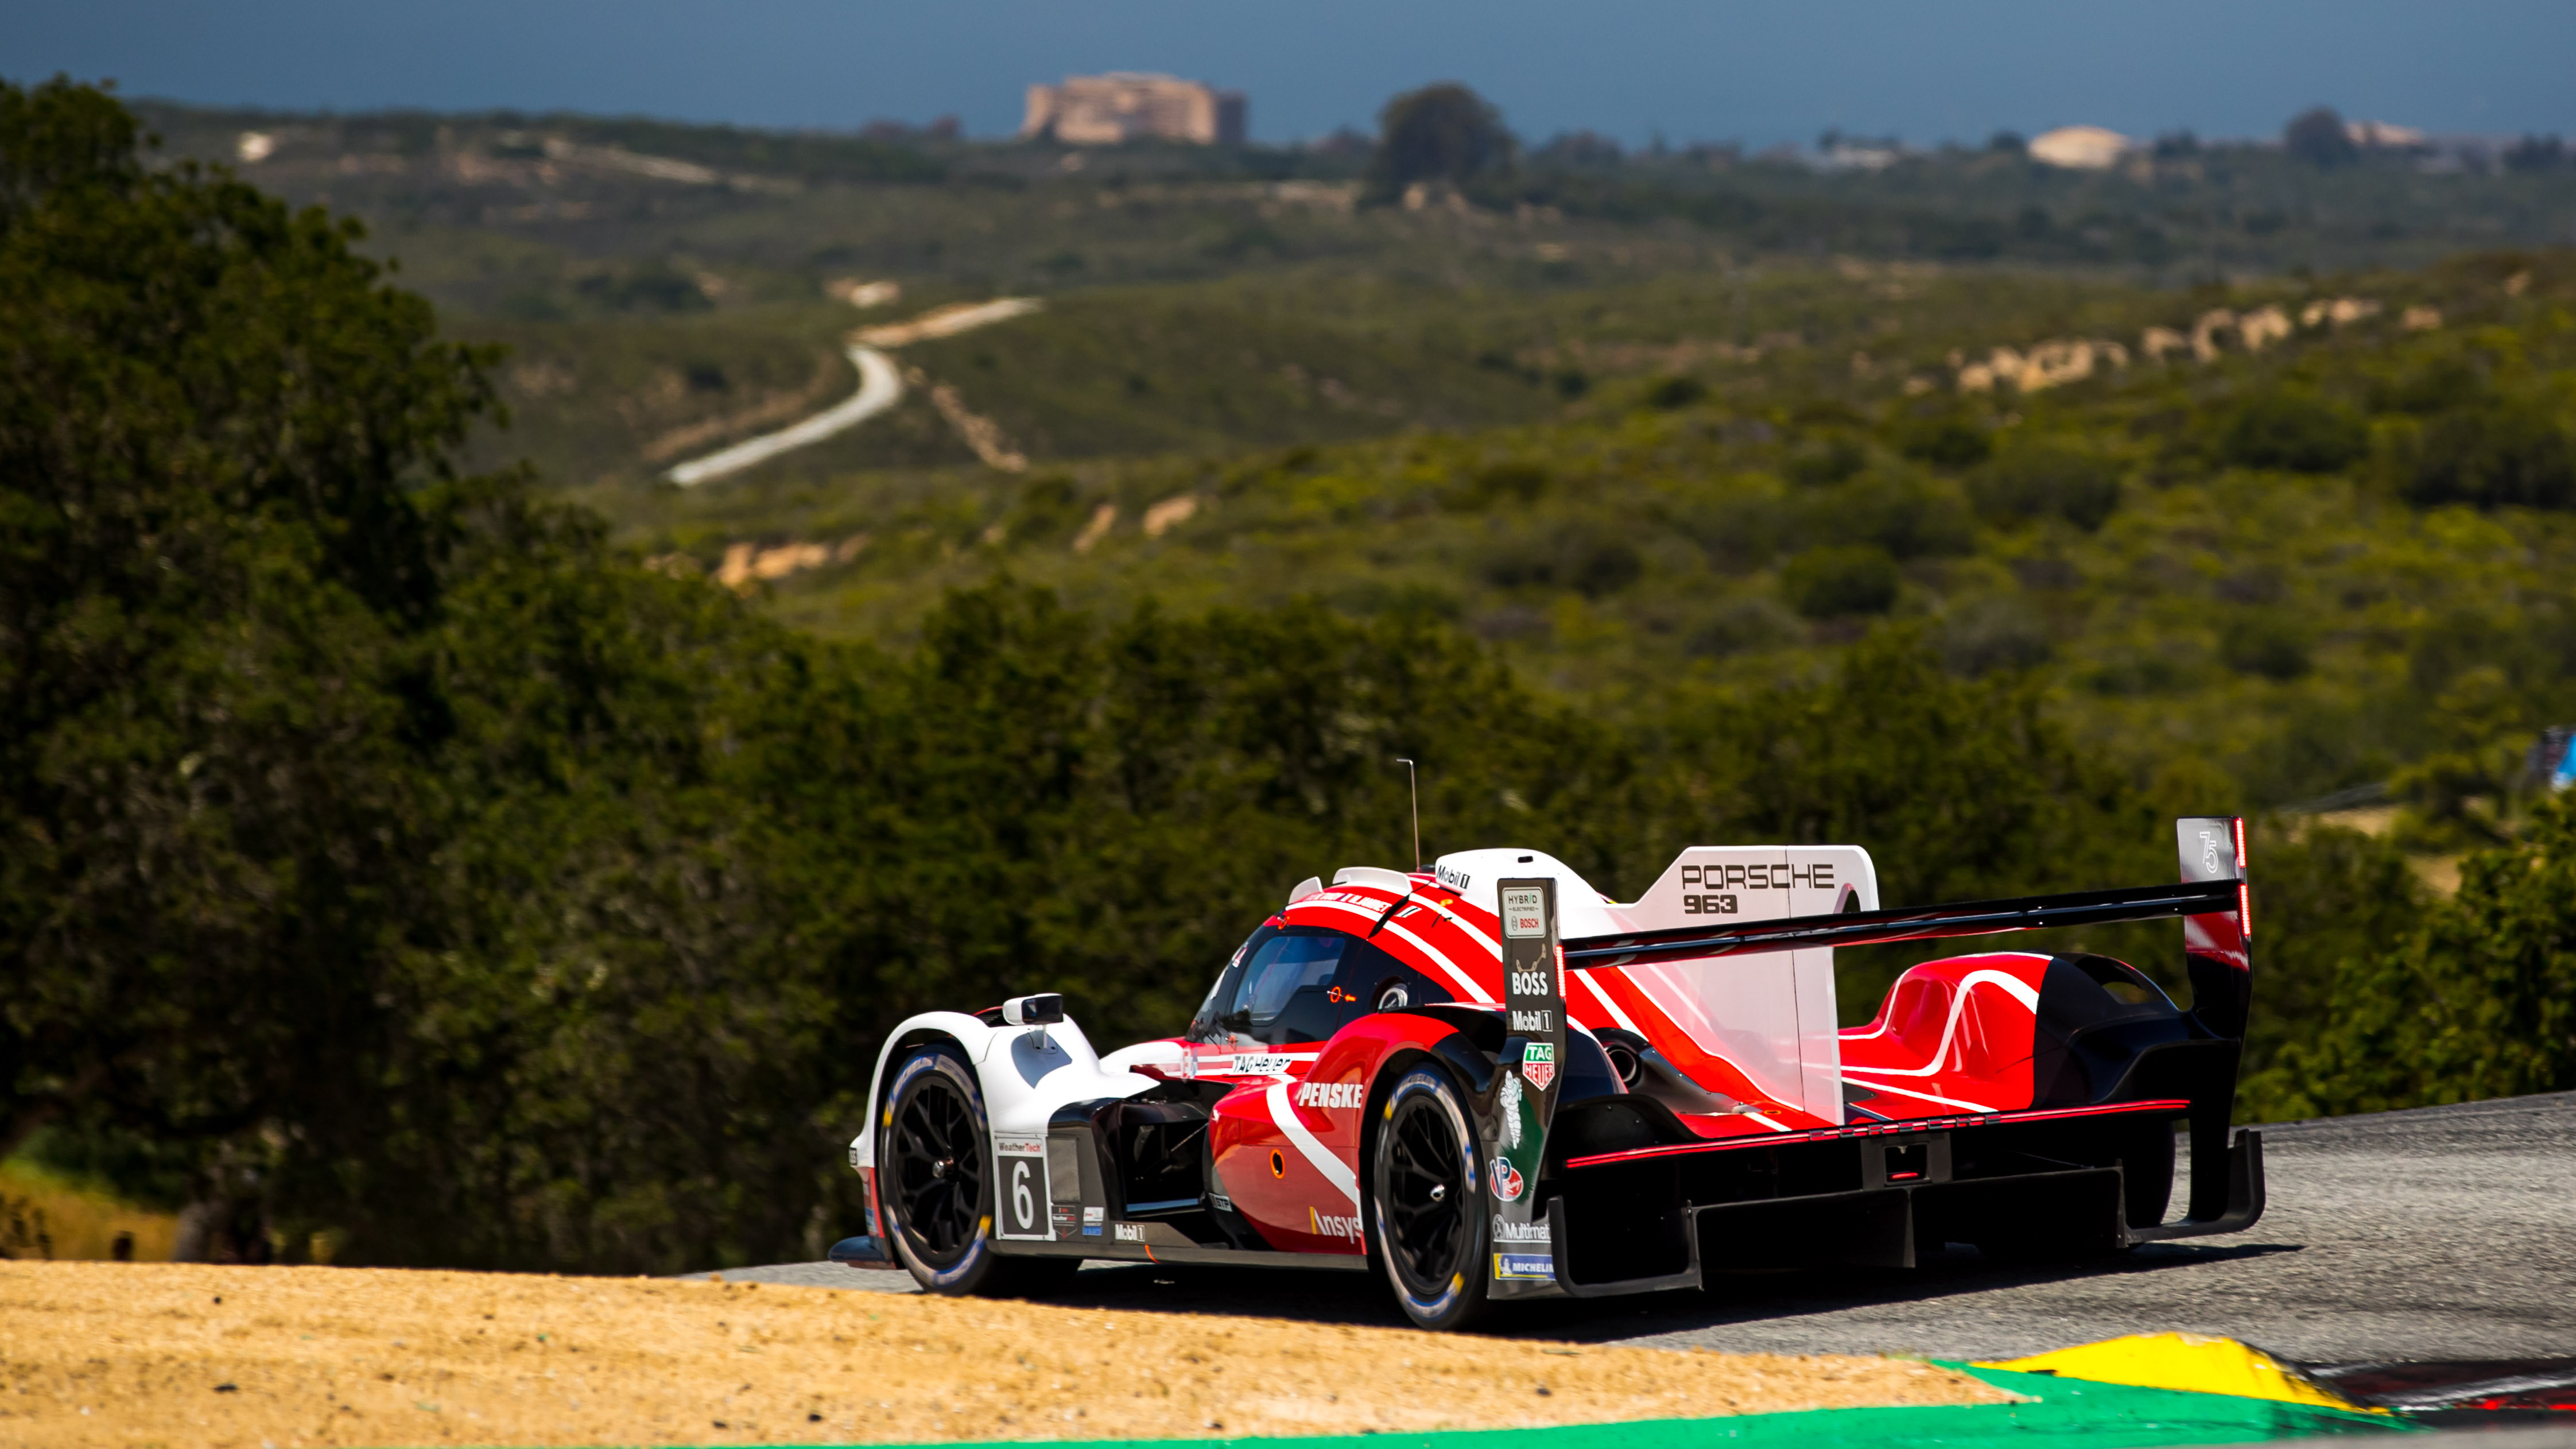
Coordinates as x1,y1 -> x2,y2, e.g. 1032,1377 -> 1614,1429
1022,73 -> 1247,146
2028,125 -> 2135,169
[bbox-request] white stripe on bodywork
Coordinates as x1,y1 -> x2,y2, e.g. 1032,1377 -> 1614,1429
1839,968 -> 2043,1079
1267,1082 -> 1361,1207
1291,896 -> 1496,1004
1377,919 -> 1495,1004
1842,1076 -> 1997,1114
1740,1110 -> 1793,1133
1575,968 -> 1641,1033
1414,894 -> 1502,960
1842,953 -> 2050,1043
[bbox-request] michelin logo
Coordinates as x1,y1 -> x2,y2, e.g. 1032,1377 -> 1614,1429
1294,1080 -> 1365,1109
1492,1252 -> 1554,1281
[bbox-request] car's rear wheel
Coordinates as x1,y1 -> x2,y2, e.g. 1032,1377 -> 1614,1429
1368,1064 -> 1492,1331
880,1045 -> 1075,1298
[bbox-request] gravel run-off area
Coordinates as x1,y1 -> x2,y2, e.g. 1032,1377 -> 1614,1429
0,1261 -> 2006,1448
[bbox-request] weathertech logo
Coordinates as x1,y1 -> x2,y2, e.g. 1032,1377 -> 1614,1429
1295,1080 -> 1365,1109
1308,1206 -> 1364,1242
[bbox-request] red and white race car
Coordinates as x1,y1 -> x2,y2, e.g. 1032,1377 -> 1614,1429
842,818 -> 2263,1330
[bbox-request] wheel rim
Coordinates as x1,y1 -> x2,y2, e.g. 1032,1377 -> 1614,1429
1382,1091 -> 1469,1294
889,1070 -> 984,1266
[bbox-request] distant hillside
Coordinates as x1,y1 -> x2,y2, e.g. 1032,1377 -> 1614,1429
123,99 -> 2576,508
630,249 -> 2576,832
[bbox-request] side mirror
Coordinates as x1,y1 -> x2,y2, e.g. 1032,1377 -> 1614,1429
1003,993 -> 1065,1026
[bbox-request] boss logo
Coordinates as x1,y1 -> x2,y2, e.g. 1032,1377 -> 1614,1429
1508,968 -> 1554,996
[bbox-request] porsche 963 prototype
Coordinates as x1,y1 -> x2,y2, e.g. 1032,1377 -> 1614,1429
841,818 -> 2263,1329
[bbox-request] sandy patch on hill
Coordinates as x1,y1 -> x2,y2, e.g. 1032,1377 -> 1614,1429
0,1261 -> 2004,1447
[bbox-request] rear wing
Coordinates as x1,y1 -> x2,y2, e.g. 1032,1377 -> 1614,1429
1564,816 -> 2253,1040
1551,816 -> 2260,1239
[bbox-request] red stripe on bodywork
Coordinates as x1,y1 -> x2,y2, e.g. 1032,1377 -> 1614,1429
1561,1097 -> 2193,1169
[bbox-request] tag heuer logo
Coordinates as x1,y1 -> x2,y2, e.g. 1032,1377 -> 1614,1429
1520,1043 -> 1556,1092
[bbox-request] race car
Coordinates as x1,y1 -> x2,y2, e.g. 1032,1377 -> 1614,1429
840,817 -> 2264,1330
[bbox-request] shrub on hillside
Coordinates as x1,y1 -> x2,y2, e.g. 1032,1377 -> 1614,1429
1892,413 -> 1994,470
1811,473 -> 1978,557
2224,388 -> 2369,473
1938,594 -> 2055,676
1440,461 -> 1549,511
1643,374 -> 1708,410
1968,443 -> 2123,531
1784,434 -> 1868,487
2220,612 -> 2316,681
1478,523 -> 1644,597
1780,544 -> 1900,617
2399,401 -> 2575,510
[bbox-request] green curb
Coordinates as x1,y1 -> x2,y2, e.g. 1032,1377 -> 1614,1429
730,1363 -> 2411,1449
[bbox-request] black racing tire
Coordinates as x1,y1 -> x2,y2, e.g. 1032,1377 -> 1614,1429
1367,1063 -> 1493,1331
878,1045 -> 1072,1299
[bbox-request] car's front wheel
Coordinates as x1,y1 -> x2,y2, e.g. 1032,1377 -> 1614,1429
879,1044 -> 1075,1297
1368,1063 -> 1493,1331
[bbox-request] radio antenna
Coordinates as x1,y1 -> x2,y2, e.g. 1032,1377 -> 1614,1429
1396,758 -> 1421,872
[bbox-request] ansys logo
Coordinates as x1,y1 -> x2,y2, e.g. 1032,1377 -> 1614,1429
1307,1206 -> 1364,1242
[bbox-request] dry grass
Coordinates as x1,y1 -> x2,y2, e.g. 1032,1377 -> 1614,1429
0,1261 -> 2007,1447
0,1164 -> 177,1262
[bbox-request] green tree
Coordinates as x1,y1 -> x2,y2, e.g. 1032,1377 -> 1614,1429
1364,84 -> 1514,203
2283,106 -> 2357,168
0,77 -> 495,1170
2277,795 -> 2576,1116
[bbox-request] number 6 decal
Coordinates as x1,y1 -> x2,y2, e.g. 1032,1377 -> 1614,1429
994,1133 -> 1051,1239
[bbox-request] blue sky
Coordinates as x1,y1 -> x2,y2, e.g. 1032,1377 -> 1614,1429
7,1 -> 2572,149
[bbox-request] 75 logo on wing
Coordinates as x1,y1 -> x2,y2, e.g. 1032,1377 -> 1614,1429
1294,1080 -> 1365,1109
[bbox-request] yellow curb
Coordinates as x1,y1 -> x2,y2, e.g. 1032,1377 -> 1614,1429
1975,1332 -> 2381,1413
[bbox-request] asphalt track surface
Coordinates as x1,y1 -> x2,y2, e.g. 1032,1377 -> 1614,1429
705,1091 -> 2576,1363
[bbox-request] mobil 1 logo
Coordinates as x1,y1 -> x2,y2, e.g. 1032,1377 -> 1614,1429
994,1134 -> 1051,1239
1493,877 -> 1565,1288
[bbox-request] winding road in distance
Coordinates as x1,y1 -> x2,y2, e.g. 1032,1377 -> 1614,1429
664,344 -> 901,487
662,297 -> 1044,487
